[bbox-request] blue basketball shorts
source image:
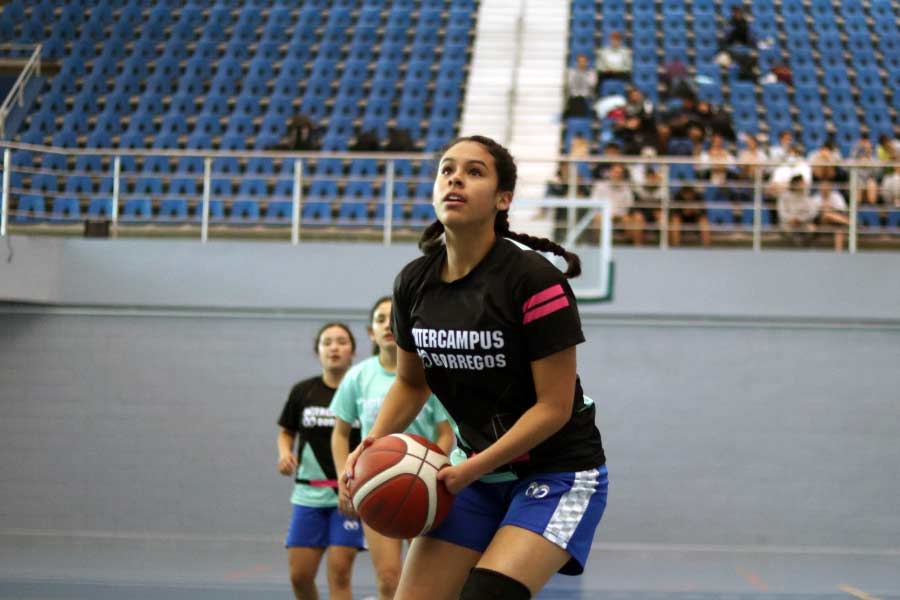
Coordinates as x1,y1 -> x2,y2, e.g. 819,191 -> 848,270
285,504 -> 366,549
426,466 -> 608,575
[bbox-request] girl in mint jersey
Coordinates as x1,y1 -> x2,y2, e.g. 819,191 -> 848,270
340,137 -> 608,600
277,322 -> 363,600
330,296 -> 454,600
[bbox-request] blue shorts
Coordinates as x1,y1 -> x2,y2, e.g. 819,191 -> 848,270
285,504 -> 366,549
426,466 -> 608,575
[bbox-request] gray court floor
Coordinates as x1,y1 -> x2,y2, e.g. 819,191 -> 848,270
2,534 -> 898,599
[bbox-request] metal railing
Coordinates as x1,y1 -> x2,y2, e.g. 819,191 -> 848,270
0,44 -> 42,141
0,140 -> 898,252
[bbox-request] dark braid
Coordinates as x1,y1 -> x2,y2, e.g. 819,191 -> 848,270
417,218 -> 445,254
418,135 -> 581,279
494,210 -> 582,279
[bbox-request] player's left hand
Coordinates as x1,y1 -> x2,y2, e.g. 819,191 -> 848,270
436,463 -> 478,495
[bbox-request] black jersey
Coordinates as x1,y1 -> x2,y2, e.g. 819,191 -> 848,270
392,238 -> 605,477
278,376 -> 361,483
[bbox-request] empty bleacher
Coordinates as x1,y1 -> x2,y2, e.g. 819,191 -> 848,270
0,0 -> 478,228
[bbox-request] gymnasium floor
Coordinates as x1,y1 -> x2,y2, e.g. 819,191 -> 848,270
2,534 -> 898,599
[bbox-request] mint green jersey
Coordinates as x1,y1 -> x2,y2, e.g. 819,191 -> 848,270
329,355 -> 450,440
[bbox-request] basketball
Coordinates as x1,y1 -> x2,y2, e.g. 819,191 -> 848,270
348,433 -> 454,539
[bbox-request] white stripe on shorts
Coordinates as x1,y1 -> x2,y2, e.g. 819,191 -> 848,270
542,469 -> 599,548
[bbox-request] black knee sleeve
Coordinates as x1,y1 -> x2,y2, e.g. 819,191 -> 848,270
459,568 -> 531,600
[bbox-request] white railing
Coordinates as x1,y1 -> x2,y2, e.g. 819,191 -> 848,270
0,140 -> 898,252
0,44 -> 42,141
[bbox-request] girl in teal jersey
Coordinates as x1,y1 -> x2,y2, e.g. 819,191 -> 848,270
330,296 -> 454,600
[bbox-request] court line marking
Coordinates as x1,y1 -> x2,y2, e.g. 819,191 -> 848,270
3,530 -> 900,557
3,303 -> 899,331
839,583 -> 882,600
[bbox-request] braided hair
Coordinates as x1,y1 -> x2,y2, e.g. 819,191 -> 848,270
418,135 -> 581,278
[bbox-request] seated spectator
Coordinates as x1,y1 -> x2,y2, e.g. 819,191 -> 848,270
697,133 -> 736,186
592,140 -> 622,179
721,5 -> 752,48
546,162 -> 591,198
810,180 -> 849,251
350,129 -> 381,152
669,185 -> 711,247
696,100 -> 736,142
653,123 -> 673,156
595,31 -> 632,86
275,113 -> 319,151
776,174 -> 817,245
850,137 -> 881,206
718,6 -> 757,81
736,133 -> 767,182
384,127 -> 415,152
633,164 -> 663,228
615,87 -> 657,154
564,54 -> 597,119
666,94 -> 702,139
808,136 -> 844,183
769,144 -> 811,196
661,60 -> 696,101
593,163 -> 644,245
768,130 -> 794,164
687,124 -> 707,156
879,138 -> 900,207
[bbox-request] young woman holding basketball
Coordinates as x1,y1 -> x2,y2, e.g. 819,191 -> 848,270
277,322 -> 363,600
330,296 -> 455,600
340,136 -> 608,600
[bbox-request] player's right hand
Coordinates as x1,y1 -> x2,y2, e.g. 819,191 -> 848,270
338,436 -> 376,514
277,453 -> 297,476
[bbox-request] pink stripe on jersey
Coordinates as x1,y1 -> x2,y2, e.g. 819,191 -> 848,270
523,296 -> 570,325
522,284 -> 565,313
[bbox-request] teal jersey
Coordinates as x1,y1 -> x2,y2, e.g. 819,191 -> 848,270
329,355 -> 450,441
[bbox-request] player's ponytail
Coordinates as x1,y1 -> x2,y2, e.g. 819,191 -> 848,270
417,218 -> 445,254
419,135 -> 581,278
494,210 -> 582,279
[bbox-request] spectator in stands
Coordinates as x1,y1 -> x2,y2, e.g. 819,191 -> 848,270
593,163 -> 644,245
810,180 -> 849,251
615,87 -> 656,154
350,129 -> 381,152
633,164 -> 663,230
768,130 -> 794,164
653,123 -> 672,156
808,136 -> 843,183
876,134 -> 900,162
593,140 -> 622,179
384,128 -> 415,152
879,138 -> 900,207
737,133 -> 767,182
275,114 -> 319,151
850,137 -> 880,206
595,31 -> 632,87
669,185 -> 711,247
547,162 -> 591,241
776,174 -> 817,245
769,144 -> 811,197
546,162 -> 591,199
734,133 -> 767,205
721,5 -> 752,48
697,133 -> 736,187
564,54 -> 597,119
695,100 -> 736,142
687,124 -> 707,156
661,59 -> 694,101
666,94 -> 702,139
718,6 -> 756,81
